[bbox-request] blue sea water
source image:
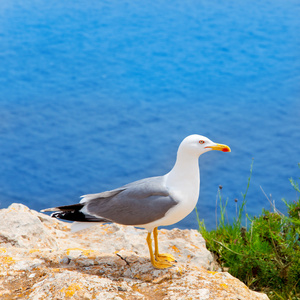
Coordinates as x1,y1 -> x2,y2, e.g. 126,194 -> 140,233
0,0 -> 299,230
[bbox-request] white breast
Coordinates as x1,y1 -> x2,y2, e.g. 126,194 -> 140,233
141,140 -> 201,232
142,171 -> 200,231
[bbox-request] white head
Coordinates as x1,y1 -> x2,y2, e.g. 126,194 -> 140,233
178,134 -> 231,157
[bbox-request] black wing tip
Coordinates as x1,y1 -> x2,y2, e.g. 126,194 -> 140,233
41,203 -> 84,213
51,210 -> 107,223
51,211 -> 88,222
51,212 -> 64,218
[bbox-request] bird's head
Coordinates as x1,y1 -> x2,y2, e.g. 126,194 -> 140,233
178,134 -> 231,157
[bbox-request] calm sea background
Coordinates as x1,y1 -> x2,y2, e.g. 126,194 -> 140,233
0,0 -> 299,230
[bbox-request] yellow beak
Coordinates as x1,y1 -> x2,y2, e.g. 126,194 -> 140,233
205,143 -> 231,152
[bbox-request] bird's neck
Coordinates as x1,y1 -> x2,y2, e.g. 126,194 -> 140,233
166,151 -> 200,193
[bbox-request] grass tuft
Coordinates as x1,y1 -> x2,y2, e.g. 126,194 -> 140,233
197,162 -> 300,300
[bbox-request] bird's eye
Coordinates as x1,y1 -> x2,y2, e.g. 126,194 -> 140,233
199,140 -> 205,144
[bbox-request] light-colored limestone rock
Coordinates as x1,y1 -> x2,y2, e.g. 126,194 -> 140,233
0,203 -> 269,300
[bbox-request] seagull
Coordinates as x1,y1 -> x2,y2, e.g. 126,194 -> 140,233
42,134 -> 231,269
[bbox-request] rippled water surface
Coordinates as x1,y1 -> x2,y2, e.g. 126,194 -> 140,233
0,0 -> 299,229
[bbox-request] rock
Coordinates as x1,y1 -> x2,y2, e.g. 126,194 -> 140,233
0,203 -> 269,299
0,203 -> 68,249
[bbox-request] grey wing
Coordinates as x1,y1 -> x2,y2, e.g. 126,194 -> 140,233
85,176 -> 178,225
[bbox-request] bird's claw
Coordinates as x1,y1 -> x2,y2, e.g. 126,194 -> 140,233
155,253 -> 176,263
151,259 -> 174,269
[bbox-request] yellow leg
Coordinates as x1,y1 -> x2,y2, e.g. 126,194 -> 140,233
153,227 -> 176,263
146,231 -> 173,269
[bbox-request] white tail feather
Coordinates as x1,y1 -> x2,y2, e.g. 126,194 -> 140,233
71,222 -> 98,232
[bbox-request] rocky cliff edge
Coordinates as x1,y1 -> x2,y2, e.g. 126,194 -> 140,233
0,203 -> 269,300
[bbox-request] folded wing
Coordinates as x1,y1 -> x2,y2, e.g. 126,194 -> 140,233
43,176 -> 178,226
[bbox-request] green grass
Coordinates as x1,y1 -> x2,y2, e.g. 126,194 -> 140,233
197,162 -> 300,300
